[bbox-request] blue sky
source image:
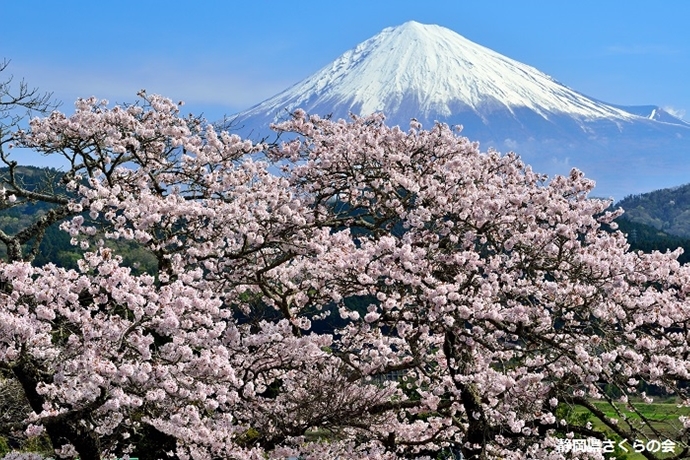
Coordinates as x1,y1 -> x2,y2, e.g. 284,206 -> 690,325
2,0 -> 689,124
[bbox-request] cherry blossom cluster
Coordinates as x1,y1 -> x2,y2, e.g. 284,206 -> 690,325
3,96 -> 690,459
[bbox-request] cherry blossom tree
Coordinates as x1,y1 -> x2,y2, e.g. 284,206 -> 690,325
0,62 -> 67,456
1,91 -> 690,460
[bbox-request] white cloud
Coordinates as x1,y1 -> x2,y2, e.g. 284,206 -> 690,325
663,106 -> 687,121
503,138 -> 518,149
550,156 -> 571,168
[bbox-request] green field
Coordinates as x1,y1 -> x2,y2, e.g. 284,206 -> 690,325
571,398 -> 689,459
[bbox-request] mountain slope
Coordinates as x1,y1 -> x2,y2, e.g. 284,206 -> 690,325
615,183 -> 690,238
610,104 -> 690,127
231,21 -> 690,199
243,22 -> 635,121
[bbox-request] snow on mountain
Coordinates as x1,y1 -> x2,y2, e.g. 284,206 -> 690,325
230,21 -> 690,199
235,22 -> 636,127
611,104 -> 690,127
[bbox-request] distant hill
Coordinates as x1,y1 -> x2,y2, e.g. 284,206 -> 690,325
0,166 -> 156,272
0,165 -> 76,266
609,217 -> 690,265
615,183 -> 690,239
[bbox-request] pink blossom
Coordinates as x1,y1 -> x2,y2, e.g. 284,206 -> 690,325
3,94 -> 690,459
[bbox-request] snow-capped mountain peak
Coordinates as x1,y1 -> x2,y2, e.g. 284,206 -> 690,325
237,21 -> 635,126
231,21 -> 690,200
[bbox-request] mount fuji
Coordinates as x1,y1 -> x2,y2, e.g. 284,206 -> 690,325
230,21 -> 690,199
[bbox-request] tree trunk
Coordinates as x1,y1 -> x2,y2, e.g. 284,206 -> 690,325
12,362 -> 101,460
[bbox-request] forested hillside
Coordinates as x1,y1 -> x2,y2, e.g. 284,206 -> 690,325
0,166 -> 156,273
616,183 -> 690,238
613,217 -> 690,264
0,166 -> 77,267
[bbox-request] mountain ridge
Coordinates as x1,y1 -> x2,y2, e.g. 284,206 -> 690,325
236,21 -> 643,125
230,21 -> 690,199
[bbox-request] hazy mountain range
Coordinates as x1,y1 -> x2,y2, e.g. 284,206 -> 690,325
230,21 -> 690,200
